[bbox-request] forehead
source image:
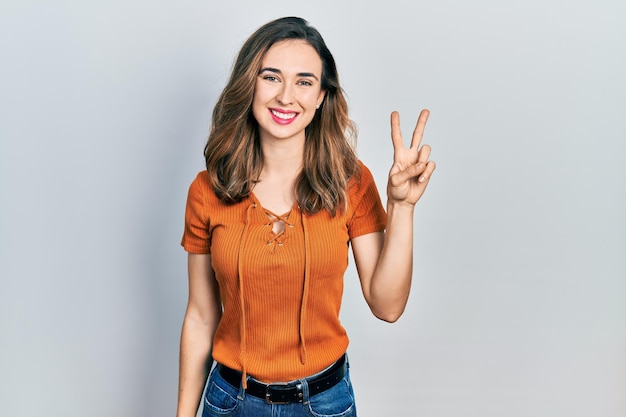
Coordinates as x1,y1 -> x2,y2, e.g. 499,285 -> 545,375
261,39 -> 322,74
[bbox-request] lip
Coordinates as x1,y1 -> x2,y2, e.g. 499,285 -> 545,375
269,108 -> 299,125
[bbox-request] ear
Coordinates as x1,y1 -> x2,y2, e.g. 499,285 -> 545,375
316,90 -> 326,109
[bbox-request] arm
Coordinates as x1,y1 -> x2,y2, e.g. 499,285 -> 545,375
176,253 -> 222,417
352,109 -> 436,323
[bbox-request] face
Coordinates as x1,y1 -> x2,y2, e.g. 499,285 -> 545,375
252,39 -> 326,143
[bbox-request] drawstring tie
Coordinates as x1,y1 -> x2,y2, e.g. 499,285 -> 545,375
299,209 -> 311,365
262,205 -> 308,364
237,202 -> 255,388
236,201 -> 311,387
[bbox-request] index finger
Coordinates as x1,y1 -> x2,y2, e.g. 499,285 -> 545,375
390,111 -> 404,150
410,109 -> 430,150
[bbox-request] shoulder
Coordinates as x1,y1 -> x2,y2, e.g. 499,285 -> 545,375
191,170 -> 211,187
345,160 -> 386,234
357,160 -> 376,183
346,160 -> 384,211
348,160 -> 377,193
187,170 -> 220,206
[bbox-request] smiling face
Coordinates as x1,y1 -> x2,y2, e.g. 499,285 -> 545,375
252,39 -> 326,144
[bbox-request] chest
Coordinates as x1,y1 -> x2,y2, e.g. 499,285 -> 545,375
208,200 -> 351,285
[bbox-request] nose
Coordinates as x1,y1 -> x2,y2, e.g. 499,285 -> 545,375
276,83 -> 294,105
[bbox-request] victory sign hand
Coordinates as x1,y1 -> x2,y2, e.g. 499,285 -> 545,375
387,109 -> 436,206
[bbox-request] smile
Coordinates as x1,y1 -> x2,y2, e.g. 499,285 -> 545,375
270,109 -> 298,124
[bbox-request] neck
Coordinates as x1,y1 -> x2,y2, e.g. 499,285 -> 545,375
260,137 -> 304,176
254,136 -> 304,213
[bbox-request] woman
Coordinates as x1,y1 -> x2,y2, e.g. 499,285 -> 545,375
177,16 -> 435,417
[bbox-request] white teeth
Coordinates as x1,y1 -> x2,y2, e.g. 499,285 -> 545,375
271,110 -> 296,120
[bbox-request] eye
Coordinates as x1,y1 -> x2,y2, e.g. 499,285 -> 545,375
297,79 -> 313,87
262,75 -> 280,82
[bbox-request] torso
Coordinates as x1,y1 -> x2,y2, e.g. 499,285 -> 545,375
180,161 -> 387,382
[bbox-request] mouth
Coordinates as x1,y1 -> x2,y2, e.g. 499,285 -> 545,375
269,108 -> 298,124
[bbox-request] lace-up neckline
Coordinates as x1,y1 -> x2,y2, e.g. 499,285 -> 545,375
263,208 -> 294,237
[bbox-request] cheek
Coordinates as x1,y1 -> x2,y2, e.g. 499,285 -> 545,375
253,81 -> 272,105
303,90 -> 322,107
251,95 -> 261,114
251,87 -> 269,120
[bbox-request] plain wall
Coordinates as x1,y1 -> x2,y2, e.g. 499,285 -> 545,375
1,1 -> 624,416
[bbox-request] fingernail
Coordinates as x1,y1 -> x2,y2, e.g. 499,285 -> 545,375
419,176 -> 427,183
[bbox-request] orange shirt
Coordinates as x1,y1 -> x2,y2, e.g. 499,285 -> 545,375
181,161 -> 386,383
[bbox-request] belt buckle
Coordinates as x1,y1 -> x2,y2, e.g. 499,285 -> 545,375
264,382 -> 301,404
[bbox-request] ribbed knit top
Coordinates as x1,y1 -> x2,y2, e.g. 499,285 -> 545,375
181,161 -> 386,384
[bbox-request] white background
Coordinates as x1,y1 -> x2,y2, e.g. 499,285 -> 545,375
1,1 -> 624,416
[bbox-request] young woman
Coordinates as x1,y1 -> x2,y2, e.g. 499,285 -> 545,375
177,16 -> 435,417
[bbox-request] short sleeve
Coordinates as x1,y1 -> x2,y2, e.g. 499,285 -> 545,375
180,171 -> 212,254
347,162 -> 387,239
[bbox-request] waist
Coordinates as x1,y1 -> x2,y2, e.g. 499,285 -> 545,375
216,354 -> 347,404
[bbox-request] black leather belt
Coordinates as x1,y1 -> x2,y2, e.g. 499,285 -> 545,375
216,354 -> 347,404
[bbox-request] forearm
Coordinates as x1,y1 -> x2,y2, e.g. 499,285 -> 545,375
355,109 -> 434,322
369,201 -> 415,322
176,314 -> 216,417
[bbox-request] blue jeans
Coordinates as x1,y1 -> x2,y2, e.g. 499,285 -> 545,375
201,360 -> 357,417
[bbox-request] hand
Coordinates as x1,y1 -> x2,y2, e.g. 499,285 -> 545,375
387,109 -> 436,206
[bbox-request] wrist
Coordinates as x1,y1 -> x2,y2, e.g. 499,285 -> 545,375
386,200 -> 416,213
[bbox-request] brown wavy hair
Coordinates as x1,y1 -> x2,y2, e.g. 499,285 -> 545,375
204,16 -> 360,216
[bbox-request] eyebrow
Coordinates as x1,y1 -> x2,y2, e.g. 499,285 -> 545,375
259,67 -> 319,81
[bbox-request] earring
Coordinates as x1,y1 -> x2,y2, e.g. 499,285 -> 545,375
316,104 -> 320,109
